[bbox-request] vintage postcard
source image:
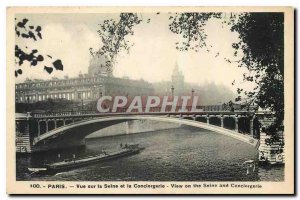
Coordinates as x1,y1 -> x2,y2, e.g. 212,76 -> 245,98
6,7 -> 294,194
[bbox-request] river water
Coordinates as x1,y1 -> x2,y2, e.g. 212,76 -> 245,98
16,126 -> 284,181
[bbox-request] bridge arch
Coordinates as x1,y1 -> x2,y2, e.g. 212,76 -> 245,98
56,120 -> 64,128
48,120 -> 56,132
209,116 -> 221,126
195,116 -> 207,123
33,116 -> 258,152
238,116 -> 250,134
39,121 -> 47,135
65,119 -> 73,125
182,116 -> 194,120
223,116 -> 236,130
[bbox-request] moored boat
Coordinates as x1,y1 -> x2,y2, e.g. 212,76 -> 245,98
28,144 -> 144,175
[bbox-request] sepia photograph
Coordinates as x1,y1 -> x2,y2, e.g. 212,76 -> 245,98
6,6 -> 294,194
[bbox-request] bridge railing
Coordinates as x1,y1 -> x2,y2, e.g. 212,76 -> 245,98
32,110 -> 98,117
31,110 -> 259,119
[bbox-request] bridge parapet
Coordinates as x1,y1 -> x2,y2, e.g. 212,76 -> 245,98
32,110 -> 258,119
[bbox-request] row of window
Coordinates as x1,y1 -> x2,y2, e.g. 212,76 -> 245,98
16,76 -> 152,90
17,91 -> 94,102
16,77 -> 106,89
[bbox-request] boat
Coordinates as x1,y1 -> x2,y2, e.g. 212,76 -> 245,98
28,167 -> 47,175
28,144 -> 144,175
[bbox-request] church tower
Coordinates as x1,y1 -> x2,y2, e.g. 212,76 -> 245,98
88,55 -> 111,77
171,62 -> 185,94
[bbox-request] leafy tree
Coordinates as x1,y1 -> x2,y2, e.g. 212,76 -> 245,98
89,13 -> 142,76
230,13 -> 284,135
169,13 -> 221,52
15,18 -> 64,77
16,98 -> 79,113
168,12 -> 284,136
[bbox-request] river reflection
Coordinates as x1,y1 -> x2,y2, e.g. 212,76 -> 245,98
16,126 -> 284,181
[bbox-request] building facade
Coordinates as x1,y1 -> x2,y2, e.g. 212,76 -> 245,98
15,57 -> 154,104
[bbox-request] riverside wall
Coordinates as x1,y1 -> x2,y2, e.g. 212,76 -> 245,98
258,132 -> 285,165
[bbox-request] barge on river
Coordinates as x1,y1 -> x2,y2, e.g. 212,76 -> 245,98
28,144 -> 144,175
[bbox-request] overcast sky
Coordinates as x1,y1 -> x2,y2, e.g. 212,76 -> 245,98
15,13 -> 251,93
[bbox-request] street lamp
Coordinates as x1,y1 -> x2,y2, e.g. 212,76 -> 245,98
171,85 -> 174,96
192,88 -> 195,96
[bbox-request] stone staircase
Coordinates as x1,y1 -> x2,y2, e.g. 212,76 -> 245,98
16,125 -> 32,153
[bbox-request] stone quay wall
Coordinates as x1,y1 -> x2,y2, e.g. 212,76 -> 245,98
258,132 -> 285,165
